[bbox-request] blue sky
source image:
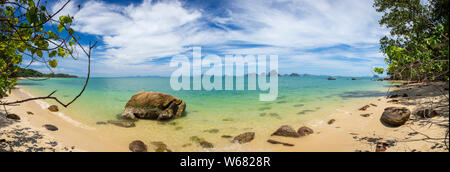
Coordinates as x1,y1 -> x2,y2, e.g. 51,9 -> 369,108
25,0 -> 389,77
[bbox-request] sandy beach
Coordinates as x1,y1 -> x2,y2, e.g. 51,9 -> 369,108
1,81 -> 448,152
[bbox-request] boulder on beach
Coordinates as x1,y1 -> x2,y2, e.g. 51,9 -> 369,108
232,132 -> 255,144
121,91 -> 186,120
415,109 -> 439,118
129,140 -> 147,152
48,105 -> 59,112
272,125 -> 300,138
297,126 -> 314,136
380,107 -> 411,127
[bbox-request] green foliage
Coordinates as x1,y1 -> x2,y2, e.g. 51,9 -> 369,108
1,0 -> 78,96
374,0 -> 449,81
374,67 -> 385,75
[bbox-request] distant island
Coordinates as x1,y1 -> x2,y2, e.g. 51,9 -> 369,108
13,68 -> 78,78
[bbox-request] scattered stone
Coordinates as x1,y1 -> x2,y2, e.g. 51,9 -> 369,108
388,94 -> 400,98
272,125 -> 300,138
222,118 -> 234,122
6,113 -> 20,120
381,107 -> 411,127
151,141 -> 171,152
199,141 -> 214,149
267,139 -> 294,147
370,103 -> 378,107
360,114 -> 371,117
387,100 -> 399,103
204,129 -> 219,134
232,132 -> 255,144
0,139 -> 6,143
359,105 -> 370,111
96,121 -> 108,125
129,140 -> 147,152
121,91 -> 186,120
327,119 -> 336,125
221,135 -> 233,138
107,120 -> 136,128
297,126 -> 314,136
43,124 -> 58,131
26,111 -> 34,115
402,93 -> 409,97
415,109 -> 439,118
48,105 -> 59,112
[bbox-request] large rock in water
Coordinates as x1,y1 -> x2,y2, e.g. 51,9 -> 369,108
381,107 -> 411,127
121,91 -> 186,120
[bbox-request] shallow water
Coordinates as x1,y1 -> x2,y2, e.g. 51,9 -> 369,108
19,76 -> 390,151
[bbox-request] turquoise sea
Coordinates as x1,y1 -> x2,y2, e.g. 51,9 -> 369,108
19,76 -> 390,151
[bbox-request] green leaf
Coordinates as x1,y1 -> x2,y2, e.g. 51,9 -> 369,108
48,60 -> 58,68
57,24 -> 64,33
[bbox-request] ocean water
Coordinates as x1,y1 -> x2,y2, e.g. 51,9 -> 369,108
19,76 -> 390,151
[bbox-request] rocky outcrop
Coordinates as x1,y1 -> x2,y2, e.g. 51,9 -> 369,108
129,140 -> 147,152
381,107 -> 411,127
272,125 -> 300,138
121,91 -> 186,120
297,126 -> 314,136
232,132 -> 255,144
48,105 -> 59,112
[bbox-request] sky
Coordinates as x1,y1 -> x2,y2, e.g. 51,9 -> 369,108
25,0 -> 389,77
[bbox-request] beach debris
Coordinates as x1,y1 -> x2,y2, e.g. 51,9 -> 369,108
415,109 -> 439,118
121,91 -> 186,120
221,135 -> 233,138
370,103 -> 378,107
267,139 -> 294,147
96,121 -> 108,125
232,132 -> 255,144
6,113 -> 20,120
43,124 -> 58,131
360,114 -> 372,117
107,120 -> 136,128
151,141 -> 172,152
26,111 -> 34,115
327,119 -> 336,125
272,125 -> 300,138
203,129 -> 219,134
297,126 -> 314,137
381,107 -> 411,127
48,105 -> 59,112
359,105 -> 370,111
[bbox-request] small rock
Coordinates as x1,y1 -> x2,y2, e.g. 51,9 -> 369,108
221,135 -> 233,138
359,105 -> 370,111
370,103 -> 378,107
267,139 -> 294,147
375,142 -> 389,152
48,105 -> 59,112
360,114 -> 371,117
107,120 -> 136,128
381,107 -> 411,127
151,141 -> 171,152
129,141 -> 148,152
387,100 -> 399,103
388,94 -> 400,98
402,93 -> 408,97
43,124 -> 58,131
26,111 -> 34,115
182,143 -> 192,147
327,119 -> 336,125
6,113 -> 20,120
232,132 -> 255,144
199,141 -> 214,149
415,109 -> 439,118
272,125 -> 300,138
297,126 -> 314,136
96,121 -> 108,125
0,139 -> 6,143
203,129 -> 219,133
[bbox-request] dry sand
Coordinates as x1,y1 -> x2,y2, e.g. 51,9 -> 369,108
1,81 -> 448,152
